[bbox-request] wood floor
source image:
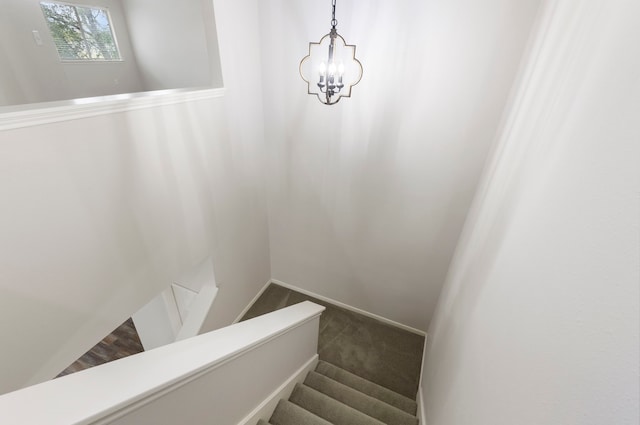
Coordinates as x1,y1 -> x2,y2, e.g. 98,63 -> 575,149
56,318 -> 144,378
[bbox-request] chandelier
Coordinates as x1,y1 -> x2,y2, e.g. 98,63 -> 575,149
299,0 -> 363,105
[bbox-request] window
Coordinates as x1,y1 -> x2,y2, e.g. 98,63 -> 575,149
40,1 -> 121,61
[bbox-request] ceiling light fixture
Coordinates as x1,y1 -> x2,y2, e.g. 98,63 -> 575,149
299,0 -> 363,105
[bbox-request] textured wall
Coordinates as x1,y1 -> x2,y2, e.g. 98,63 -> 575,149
423,0 -> 640,423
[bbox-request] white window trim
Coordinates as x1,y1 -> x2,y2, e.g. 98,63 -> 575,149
0,88 -> 225,131
40,0 -> 123,63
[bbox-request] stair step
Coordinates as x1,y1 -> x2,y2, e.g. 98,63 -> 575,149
316,360 -> 417,415
304,371 -> 418,425
269,399 -> 333,425
257,420 -> 272,425
289,383 -> 386,425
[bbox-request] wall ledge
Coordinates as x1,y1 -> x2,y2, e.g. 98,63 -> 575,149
0,87 -> 225,131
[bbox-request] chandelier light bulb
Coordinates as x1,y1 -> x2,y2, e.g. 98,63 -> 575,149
328,62 -> 337,76
319,61 -> 327,76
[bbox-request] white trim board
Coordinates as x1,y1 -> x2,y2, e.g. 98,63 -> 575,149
270,279 -> 426,336
236,355 -> 319,425
0,87 -> 225,131
232,279 -> 273,324
417,334 -> 428,423
417,386 -> 427,425
418,334 -> 429,388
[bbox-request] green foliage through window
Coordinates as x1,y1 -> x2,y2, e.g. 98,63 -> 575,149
40,1 -> 121,61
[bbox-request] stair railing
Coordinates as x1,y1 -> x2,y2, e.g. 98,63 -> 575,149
0,301 -> 325,425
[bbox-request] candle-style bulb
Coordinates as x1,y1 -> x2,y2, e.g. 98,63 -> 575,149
338,62 -> 345,76
319,61 -> 327,76
328,62 -> 337,76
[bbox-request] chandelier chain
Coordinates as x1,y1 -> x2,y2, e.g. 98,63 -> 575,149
331,0 -> 338,29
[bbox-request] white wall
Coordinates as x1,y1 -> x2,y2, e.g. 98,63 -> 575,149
132,255 -> 218,350
122,0 -> 219,91
259,0 -> 541,330
203,0 -> 271,332
132,288 -> 182,350
422,0 -> 640,423
0,11 -> 28,106
0,0 -> 145,106
0,0 -> 270,395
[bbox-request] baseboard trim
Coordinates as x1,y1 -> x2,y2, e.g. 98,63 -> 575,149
232,279 -> 273,324
271,279 -> 426,336
417,385 -> 427,425
417,333 -> 428,424
418,334 -> 428,389
236,354 -> 319,425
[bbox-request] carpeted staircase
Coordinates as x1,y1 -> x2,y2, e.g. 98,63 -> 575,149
259,360 -> 419,425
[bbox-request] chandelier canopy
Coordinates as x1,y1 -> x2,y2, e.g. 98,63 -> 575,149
299,0 -> 363,105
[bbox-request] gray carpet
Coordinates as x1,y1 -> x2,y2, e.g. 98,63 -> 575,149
260,360 -> 419,425
241,283 -> 424,399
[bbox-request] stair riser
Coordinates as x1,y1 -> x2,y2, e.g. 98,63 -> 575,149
304,371 -> 418,425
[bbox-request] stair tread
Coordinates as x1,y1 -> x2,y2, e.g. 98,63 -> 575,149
316,360 -> 417,415
290,383 -> 386,425
257,421 -> 272,425
270,399 -> 333,425
305,371 -> 418,425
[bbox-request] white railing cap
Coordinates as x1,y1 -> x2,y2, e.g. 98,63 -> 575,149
0,301 -> 325,425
